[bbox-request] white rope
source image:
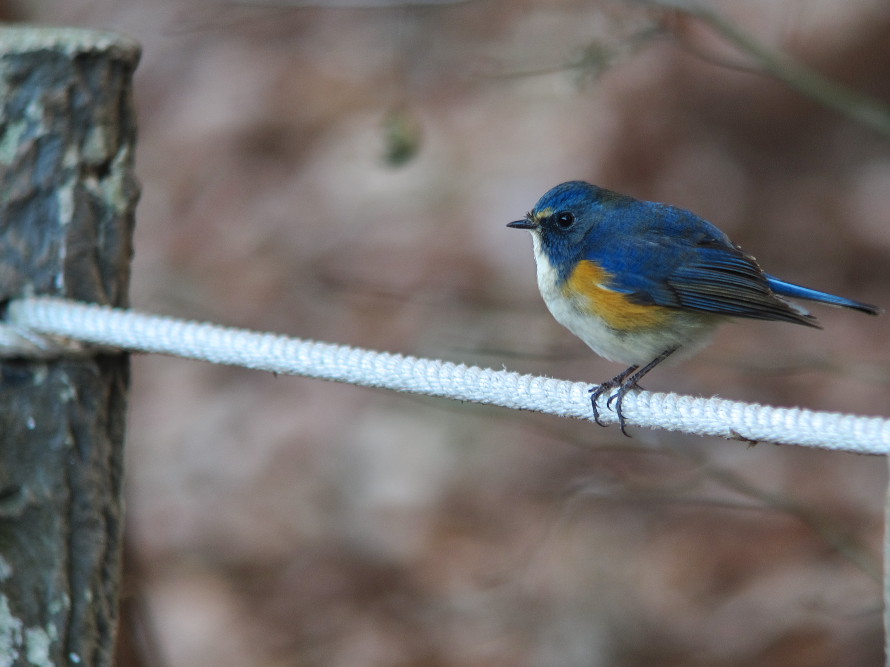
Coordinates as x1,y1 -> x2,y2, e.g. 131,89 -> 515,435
2,296 -> 888,453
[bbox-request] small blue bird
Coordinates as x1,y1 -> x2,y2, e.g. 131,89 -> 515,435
508,181 -> 881,435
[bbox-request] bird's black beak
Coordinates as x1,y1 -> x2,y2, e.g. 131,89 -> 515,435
507,217 -> 537,230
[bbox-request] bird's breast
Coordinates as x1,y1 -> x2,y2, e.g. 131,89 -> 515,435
560,259 -> 674,331
527,233 -> 723,366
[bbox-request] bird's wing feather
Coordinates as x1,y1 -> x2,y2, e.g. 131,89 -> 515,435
592,236 -> 820,327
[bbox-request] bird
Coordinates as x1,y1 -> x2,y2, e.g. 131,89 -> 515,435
507,180 -> 881,436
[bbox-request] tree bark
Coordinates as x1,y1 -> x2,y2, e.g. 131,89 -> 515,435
0,27 -> 139,666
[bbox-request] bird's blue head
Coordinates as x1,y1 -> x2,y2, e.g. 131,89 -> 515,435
507,181 -> 633,280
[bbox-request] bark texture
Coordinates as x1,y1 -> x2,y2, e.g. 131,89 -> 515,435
0,26 -> 139,666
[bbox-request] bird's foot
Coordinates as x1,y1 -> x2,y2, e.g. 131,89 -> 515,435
587,348 -> 679,437
589,366 -> 639,437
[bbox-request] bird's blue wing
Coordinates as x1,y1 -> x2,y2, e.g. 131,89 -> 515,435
665,241 -> 818,326
591,225 -> 820,328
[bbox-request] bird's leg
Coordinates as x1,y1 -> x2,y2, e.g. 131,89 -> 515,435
589,365 -> 637,427
591,346 -> 680,436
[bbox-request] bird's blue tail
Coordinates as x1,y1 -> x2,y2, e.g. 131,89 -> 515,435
766,275 -> 882,316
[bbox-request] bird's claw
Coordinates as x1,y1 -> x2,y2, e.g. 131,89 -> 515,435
588,384 -> 611,428
589,381 -> 636,437
587,348 -> 679,437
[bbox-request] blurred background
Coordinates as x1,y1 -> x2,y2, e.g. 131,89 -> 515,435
8,0 -> 890,664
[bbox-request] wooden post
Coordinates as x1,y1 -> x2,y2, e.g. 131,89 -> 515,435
0,27 -> 140,665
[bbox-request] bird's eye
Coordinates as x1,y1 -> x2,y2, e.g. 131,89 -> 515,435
555,211 -> 575,229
